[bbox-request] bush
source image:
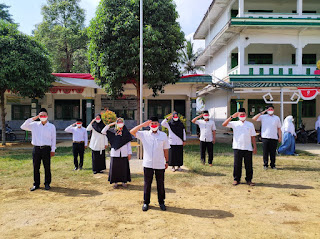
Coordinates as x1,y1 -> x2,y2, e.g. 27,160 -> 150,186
161,113 -> 187,135
100,110 -> 117,125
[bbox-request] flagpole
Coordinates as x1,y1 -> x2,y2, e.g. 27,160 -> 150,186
139,0 -> 143,125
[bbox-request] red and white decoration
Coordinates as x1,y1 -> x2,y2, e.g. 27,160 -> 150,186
52,73 -> 100,89
298,88 -> 320,100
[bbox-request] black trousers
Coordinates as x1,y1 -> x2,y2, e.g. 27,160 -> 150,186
262,138 -> 278,168
200,141 -> 213,164
143,167 -> 165,205
32,146 -> 51,187
73,143 -> 85,168
233,149 -> 253,182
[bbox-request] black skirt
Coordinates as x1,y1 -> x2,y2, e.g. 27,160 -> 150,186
169,145 -> 183,166
92,150 -> 106,172
108,157 -> 131,184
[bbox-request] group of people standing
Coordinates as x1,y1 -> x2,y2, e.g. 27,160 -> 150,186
20,105 -> 297,211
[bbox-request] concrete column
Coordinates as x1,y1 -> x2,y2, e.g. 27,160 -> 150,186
86,99 -> 93,124
238,42 -> 245,74
296,44 -> 303,74
191,98 -> 197,135
239,0 -> 244,17
297,0 -> 303,16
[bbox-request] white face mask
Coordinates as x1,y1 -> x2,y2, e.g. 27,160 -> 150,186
40,117 -> 48,122
203,115 -> 209,120
76,123 -> 82,128
239,116 -> 246,121
267,110 -> 274,115
173,117 -> 179,121
117,123 -> 124,128
150,125 -> 159,132
96,119 -> 101,123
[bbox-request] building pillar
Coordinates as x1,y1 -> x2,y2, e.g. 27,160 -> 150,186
238,43 -> 245,74
296,44 -> 303,74
191,98 -> 197,135
239,0 -> 244,17
86,99 -> 93,124
297,0 -> 303,16
297,99 -> 303,129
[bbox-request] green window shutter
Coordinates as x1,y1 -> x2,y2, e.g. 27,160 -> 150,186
306,68 -> 311,75
279,68 -> 283,75
249,68 -> 254,75
269,68 -> 274,75
259,68 -> 264,75
288,68 -> 293,75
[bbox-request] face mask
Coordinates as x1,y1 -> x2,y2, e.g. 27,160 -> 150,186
150,125 -> 159,132
96,119 -> 101,123
40,116 -> 48,122
267,110 -> 274,115
76,123 -> 82,128
117,123 -> 124,128
203,115 -> 209,119
239,116 -> 246,121
173,117 -> 179,121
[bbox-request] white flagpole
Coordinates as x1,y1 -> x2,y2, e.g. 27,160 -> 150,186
139,0 -> 143,124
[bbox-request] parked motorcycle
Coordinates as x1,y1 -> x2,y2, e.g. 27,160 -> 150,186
296,123 -> 308,144
0,124 -> 17,141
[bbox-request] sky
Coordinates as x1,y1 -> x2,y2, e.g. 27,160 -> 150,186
1,0 -> 212,49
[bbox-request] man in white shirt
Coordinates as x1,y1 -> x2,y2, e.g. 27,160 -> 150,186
21,108 -> 56,191
65,119 -> 88,171
252,105 -> 282,170
130,116 -> 170,212
222,108 -> 257,186
191,110 -> 216,166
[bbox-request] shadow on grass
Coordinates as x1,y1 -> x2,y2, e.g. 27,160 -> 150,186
49,186 -> 103,197
277,167 -> 320,172
256,183 -> 314,190
126,184 -> 176,193
151,206 -> 234,219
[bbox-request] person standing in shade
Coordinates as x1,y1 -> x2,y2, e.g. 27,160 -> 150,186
278,116 -> 296,155
252,105 -> 281,170
222,108 -> 257,186
102,118 -> 132,188
87,114 -> 108,174
64,119 -> 88,171
21,108 -> 56,191
315,115 -> 320,144
191,110 -> 216,166
161,112 -> 186,172
130,116 -> 170,212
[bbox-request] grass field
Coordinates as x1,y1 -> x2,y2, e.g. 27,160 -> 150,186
0,143 -> 320,239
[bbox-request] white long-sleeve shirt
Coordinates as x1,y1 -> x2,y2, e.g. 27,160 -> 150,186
21,118 -> 56,152
87,124 -> 108,152
161,119 -> 186,145
65,125 -> 88,146
101,125 -> 132,157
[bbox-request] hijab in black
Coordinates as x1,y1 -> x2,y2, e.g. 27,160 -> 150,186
92,114 -> 106,134
168,113 -> 185,141
106,125 -> 133,150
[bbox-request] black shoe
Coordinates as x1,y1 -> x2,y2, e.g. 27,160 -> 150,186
159,204 -> 166,211
79,167 -> 83,170
263,166 -> 268,170
271,167 -> 277,170
73,167 -> 78,171
30,186 -> 39,191
45,184 -> 51,190
93,171 -> 98,174
142,204 -> 149,211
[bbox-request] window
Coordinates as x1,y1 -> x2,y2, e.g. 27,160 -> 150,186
55,100 -> 80,120
302,99 -> 316,117
148,100 -> 171,119
231,53 -> 238,68
174,100 -> 186,117
113,110 -> 136,120
292,10 -> 316,13
12,105 -> 31,120
248,99 -> 267,117
231,10 -> 238,18
248,54 -> 273,64
302,54 -> 316,64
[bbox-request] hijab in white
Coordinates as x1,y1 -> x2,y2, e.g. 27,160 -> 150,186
315,115 -> 320,129
281,115 -> 295,136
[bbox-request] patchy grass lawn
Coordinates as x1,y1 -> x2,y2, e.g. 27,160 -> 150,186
0,143 -> 319,239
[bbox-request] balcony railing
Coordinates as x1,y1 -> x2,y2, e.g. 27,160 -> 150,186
230,65 -> 318,75
242,13 -> 320,19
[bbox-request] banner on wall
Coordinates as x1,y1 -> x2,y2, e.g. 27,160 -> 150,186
298,88 -> 319,100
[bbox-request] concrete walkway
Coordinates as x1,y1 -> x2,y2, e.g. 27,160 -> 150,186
295,143 -> 320,155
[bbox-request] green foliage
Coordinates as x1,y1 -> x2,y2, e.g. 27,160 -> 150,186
161,113 -> 186,135
100,109 -> 117,125
180,39 -> 204,74
0,4 -> 14,23
0,20 -> 54,98
88,0 -> 185,98
33,0 -> 88,73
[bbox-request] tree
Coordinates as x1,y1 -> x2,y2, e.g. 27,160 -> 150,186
0,20 -> 55,145
88,0 -> 185,123
33,0 -> 88,73
180,39 -> 204,75
0,4 -> 14,23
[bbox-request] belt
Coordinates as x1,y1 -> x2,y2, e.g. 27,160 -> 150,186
35,146 -> 51,149
73,141 -> 84,143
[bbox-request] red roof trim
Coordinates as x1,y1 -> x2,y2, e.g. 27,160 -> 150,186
52,73 -> 94,80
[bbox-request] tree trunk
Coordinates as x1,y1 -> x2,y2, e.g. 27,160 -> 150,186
0,90 -> 6,146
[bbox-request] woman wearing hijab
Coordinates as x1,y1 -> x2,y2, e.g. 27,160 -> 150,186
87,114 -> 108,174
161,112 -> 186,172
315,115 -> 320,144
278,115 -> 296,155
102,118 -> 132,188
